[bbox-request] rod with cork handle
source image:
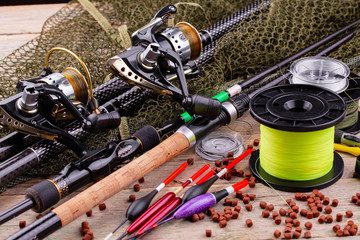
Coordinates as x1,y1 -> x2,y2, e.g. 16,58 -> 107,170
6,83 -> 253,239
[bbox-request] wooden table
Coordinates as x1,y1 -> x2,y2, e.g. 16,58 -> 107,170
0,4 -> 65,59
0,3 -> 360,240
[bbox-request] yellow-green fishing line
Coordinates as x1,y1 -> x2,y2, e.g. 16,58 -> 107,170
336,101 -> 359,130
259,125 -> 334,181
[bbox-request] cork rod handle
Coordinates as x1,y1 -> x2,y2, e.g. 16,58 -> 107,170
52,132 -> 190,226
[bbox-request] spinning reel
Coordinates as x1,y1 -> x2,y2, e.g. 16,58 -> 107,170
0,48 -> 120,156
108,4 -> 221,119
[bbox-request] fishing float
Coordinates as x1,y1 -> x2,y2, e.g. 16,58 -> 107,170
134,180 -> 249,238
104,163 -> 209,240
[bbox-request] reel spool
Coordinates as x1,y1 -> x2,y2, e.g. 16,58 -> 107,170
249,84 -> 346,192
43,47 -> 96,111
39,67 -> 89,105
289,57 -> 360,133
158,22 -> 203,63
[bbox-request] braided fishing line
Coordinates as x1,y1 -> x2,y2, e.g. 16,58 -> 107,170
260,125 -> 334,181
253,157 -> 290,208
249,84 -> 346,192
337,74 -> 360,132
336,101 -> 359,129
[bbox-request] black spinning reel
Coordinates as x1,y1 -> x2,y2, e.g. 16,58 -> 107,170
108,4 -> 221,119
0,48 -> 120,156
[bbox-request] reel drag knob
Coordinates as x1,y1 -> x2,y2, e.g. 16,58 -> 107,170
17,87 -> 39,115
138,43 -> 161,71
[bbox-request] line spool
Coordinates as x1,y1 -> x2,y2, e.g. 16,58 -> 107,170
195,131 -> 244,161
289,56 -> 350,93
249,84 -> 346,192
337,73 -> 360,133
289,57 -> 360,133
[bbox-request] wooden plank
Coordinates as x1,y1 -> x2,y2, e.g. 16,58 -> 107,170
0,4 -> 65,34
0,4 -> 65,59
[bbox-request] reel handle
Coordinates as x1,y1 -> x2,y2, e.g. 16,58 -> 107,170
83,111 -> 121,132
183,95 -> 221,120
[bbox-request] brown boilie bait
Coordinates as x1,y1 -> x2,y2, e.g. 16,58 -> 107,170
266,204 -> 274,211
86,210 -> 92,217
245,204 -> 253,211
318,215 -> 326,224
336,213 -> 343,222
304,231 -> 311,238
274,216 -> 282,225
129,194 -> 136,202
98,203 -> 106,211
133,184 -> 141,192
259,201 -> 267,209
19,221 -> 26,228
305,221 -> 312,230
346,210 -> 353,218
245,219 -> 253,227
274,229 -> 281,238
187,158 -> 194,165
219,220 -> 227,228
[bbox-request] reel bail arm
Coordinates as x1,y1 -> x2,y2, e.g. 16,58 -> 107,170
109,4 -> 221,119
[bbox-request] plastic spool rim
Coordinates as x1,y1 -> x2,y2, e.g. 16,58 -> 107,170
250,84 -> 346,132
249,150 -> 344,192
249,84 -> 346,191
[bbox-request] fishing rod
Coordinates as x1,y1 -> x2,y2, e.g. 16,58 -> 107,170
134,180 -> 249,239
6,18 -> 360,239
6,84 -> 254,239
0,0 -> 271,183
0,0 -> 270,163
0,75 -> 133,163
108,164 -> 212,240
0,114 -> 203,225
107,1 -> 272,119
126,148 -> 253,240
0,47 -> 127,157
0,86 -> 152,187
0,139 -> 189,226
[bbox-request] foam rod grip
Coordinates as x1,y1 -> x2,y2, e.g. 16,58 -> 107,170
52,132 -> 189,226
